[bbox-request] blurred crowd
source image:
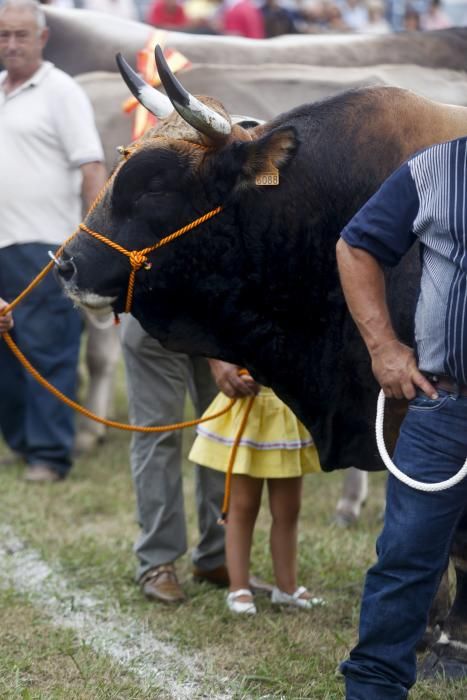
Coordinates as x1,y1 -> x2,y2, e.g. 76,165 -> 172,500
41,0 -> 463,39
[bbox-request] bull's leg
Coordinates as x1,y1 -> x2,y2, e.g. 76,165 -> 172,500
419,511 -> 467,680
417,567 -> 451,651
334,467 -> 368,527
75,311 -> 121,454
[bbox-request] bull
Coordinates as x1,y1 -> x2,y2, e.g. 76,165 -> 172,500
54,48 -> 467,679
41,7 -> 467,470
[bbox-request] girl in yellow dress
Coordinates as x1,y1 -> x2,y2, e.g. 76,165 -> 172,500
189,360 -> 322,615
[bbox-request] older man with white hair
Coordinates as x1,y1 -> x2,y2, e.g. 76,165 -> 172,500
0,0 -> 107,481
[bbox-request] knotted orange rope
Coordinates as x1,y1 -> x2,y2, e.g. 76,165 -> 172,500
80,205 -> 222,313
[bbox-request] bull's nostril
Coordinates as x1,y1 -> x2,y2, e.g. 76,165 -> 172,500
56,257 -> 77,283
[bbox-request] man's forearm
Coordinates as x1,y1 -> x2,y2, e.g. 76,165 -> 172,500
80,161 -> 108,214
336,239 -> 396,355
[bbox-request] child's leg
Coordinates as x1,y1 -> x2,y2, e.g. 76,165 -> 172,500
268,477 -> 309,597
227,475 -> 263,600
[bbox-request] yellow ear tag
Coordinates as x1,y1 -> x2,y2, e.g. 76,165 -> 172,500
255,166 -> 279,186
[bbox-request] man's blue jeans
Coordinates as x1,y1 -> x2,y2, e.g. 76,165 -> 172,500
0,244 -> 81,476
341,389 -> 467,700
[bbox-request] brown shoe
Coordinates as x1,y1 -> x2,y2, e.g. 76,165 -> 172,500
140,564 -> 186,604
24,464 -> 63,482
192,564 -> 230,588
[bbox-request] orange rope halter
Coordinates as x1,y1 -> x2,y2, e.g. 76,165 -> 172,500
80,205 -> 222,313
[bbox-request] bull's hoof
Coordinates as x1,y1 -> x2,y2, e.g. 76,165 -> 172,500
418,651 -> 467,680
416,626 -> 439,653
333,510 -> 358,528
419,630 -> 467,680
74,431 -> 105,456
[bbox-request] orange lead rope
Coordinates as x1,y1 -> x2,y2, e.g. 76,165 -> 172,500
1,329 -> 236,433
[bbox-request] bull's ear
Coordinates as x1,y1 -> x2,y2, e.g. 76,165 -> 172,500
235,126 -> 298,188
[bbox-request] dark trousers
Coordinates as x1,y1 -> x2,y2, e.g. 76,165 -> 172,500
341,389 -> 467,699
0,244 -> 81,475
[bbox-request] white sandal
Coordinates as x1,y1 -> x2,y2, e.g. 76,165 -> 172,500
226,588 -> 257,615
271,585 -> 325,610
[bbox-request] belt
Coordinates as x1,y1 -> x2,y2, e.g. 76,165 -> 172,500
423,372 -> 467,397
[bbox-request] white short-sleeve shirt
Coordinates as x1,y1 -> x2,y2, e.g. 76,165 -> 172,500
0,61 -> 104,249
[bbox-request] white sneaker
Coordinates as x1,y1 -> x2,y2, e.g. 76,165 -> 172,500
271,585 -> 325,610
226,588 -> 257,615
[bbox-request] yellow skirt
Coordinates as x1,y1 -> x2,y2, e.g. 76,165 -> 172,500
189,387 -> 321,478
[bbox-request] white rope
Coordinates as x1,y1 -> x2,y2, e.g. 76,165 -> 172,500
376,389 -> 467,492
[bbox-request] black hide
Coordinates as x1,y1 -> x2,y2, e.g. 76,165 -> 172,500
64,87 -> 425,472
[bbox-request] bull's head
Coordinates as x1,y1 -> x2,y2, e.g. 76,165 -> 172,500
56,45 -> 298,326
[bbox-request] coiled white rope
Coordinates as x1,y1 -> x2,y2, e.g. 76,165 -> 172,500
376,389 -> 467,492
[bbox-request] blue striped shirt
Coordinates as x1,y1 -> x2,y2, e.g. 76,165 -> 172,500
341,137 -> 467,384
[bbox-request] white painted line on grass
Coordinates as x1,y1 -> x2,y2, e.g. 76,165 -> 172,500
0,525 -> 231,699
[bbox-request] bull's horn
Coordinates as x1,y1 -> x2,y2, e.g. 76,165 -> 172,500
116,52 -> 173,118
154,44 -> 231,140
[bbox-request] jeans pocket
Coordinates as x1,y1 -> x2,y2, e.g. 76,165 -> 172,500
408,391 -> 451,412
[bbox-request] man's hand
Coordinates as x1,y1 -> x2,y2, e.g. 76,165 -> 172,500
371,339 -> 438,400
0,298 -> 13,333
336,240 -> 438,401
208,359 -> 260,398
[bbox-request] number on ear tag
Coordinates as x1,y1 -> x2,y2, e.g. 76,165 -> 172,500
255,167 -> 279,186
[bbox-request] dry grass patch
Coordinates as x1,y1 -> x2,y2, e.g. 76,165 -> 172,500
0,360 -> 465,698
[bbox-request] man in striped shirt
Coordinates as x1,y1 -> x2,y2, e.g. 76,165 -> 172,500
336,137 -> 467,699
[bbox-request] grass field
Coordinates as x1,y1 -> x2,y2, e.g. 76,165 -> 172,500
0,359 -> 465,699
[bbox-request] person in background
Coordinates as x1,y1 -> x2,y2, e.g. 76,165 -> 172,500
261,0 -> 297,36
120,319 -> 255,603
403,3 -> 421,30
189,364 -> 322,614
360,0 -> 390,33
340,0 -> 368,30
80,0 -> 138,20
0,0 -> 107,482
146,0 -> 189,29
221,0 -> 265,38
421,0 -> 452,30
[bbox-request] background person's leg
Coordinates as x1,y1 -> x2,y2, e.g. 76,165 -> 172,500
121,316 -> 190,581
0,244 -> 80,477
190,356 -> 226,572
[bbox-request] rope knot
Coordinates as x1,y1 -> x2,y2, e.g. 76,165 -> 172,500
129,251 -> 151,271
